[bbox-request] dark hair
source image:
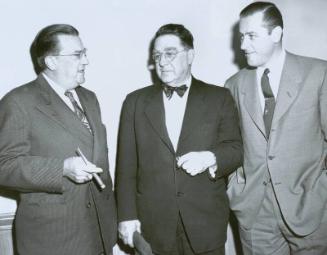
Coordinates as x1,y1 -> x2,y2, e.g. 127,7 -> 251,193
240,2 -> 283,33
153,23 -> 194,49
30,24 -> 79,74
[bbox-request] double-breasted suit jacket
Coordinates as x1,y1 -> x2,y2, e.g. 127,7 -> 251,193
0,75 -> 117,255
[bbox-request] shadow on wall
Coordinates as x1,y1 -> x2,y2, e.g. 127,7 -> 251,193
231,21 -> 247,70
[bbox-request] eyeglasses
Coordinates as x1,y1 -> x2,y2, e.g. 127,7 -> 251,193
152,49 -> 186,63
53,48 -> 87,59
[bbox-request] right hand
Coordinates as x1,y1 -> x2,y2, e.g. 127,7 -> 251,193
63,156 -> 102,183
118,219 -> 141,248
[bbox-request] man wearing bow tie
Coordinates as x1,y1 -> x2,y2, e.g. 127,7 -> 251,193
116,23 -> 243,255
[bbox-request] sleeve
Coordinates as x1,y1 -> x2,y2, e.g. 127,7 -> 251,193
115,95 -> 138,222
320,65 -> 327,139
211,89 -> 243,178
0,95 -> 64,193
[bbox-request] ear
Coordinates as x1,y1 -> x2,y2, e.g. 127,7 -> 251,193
187,49 -> 195,64
270,26 -> 283,43
44,56 -> 57,71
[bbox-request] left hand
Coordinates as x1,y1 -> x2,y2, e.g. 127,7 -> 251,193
177,151 -> 216,176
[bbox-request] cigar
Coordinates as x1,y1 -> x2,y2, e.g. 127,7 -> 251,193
76,147 -> 106,190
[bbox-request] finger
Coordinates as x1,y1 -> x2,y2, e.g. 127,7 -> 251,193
177,153 -> 190,167
92,167 -> 103,173
127,233 -> 134,248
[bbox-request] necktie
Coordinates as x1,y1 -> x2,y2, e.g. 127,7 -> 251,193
261,68 -> 275,138
64,91 -> 92,133
162,84 -> 188,99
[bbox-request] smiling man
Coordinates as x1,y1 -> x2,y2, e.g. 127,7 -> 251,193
225,2 -> 327,255
0,24 -> 116,255
116,23 -> 243,255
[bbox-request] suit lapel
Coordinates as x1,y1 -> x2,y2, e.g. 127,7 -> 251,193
273,52 -> 303,124
34,75 -> 93,146
144,85 -> 175,154
177,78 -> 205,151
76,87 -> 104,164
242,69 -> 266,138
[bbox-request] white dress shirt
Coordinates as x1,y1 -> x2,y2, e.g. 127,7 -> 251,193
163,76 -> 192,151
256,49 -> 286,112
42,73 -> 85,112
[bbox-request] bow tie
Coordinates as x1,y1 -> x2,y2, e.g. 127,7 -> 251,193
162,84 -> 188,99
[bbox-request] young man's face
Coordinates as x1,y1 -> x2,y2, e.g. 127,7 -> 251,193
239,12 -> 277,67
153,34 -> 193,87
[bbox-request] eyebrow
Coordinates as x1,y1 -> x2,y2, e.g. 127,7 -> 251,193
239,32 -> 257,36
153,47 -> 178,52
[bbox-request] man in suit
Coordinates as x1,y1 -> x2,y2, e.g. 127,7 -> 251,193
0,24 -> 117,255
225,2 -> 327,254
116,24 -> 243,255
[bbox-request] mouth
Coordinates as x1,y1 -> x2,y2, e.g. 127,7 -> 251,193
244,52 -> 255,57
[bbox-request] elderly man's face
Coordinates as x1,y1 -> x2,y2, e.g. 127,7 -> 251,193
153,34 -> 193,87
52,35 -> 89,90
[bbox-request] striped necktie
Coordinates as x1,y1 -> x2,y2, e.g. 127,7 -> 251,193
64,91 -> 92,133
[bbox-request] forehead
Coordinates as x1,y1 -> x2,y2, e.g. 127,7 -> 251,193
239,12 -> 267,34
56,35 -> 84,52
153,34 -> 184,51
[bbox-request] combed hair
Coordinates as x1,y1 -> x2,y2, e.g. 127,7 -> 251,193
154,23 -> 194,49
240,2 -> 283,32
30,24 -> 79,74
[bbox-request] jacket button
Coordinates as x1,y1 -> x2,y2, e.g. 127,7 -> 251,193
86,202 -> 91,208
268,156 -> 275,160
177,192 -> 184,197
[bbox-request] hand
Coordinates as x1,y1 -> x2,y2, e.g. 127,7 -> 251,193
63,156 -> 103,183
177,151 -> 217,176
118,219 -> 141,248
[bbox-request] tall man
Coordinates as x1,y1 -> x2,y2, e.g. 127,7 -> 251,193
226,2 -> 327,254
0,24 -> 116,255
116,24 -> 242,255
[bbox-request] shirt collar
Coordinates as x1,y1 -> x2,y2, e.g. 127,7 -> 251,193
257,48 -> 286,78
42,73 -> 73,96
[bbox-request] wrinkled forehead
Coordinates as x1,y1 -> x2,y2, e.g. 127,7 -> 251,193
153,34 -> 184,52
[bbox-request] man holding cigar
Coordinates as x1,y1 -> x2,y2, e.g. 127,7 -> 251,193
0,24 -> 116,255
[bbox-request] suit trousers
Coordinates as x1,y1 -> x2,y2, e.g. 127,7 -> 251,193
154,214 -> 225,255
239,181 -> 327,255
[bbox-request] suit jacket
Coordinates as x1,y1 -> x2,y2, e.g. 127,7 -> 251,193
116,77 -> 242,254
226,52 -> 327,236
0,75 -> 117,255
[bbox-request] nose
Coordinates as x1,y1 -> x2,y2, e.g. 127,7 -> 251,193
158,54 -> 169,67
81,53 -> 89,65
240,37 -> 248,51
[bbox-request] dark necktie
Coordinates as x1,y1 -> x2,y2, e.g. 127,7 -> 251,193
64,91 -> 92,133
162,84 -> 188,99
261,68 -> 275,138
